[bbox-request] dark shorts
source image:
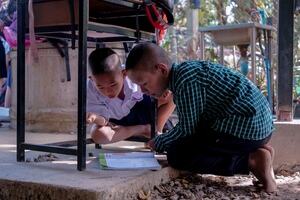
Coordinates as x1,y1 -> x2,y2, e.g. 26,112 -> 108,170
0,41 -> 7,79
167,123 -> 272,176
0,66 -> 11,106
109,95 -> 152,126
109,95 -> 173,135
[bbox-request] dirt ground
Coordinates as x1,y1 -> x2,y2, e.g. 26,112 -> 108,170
134,165 -> 300,200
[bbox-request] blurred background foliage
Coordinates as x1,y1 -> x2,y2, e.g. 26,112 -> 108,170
162,0 -> 300,99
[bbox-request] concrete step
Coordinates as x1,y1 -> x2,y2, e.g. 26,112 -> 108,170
0,128 -> 181,200
0,167 -> 180,200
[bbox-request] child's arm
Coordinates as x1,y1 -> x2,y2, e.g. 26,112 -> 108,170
91,124 -> 150,144
157,90 -> 176,133
86,112 -> 108,127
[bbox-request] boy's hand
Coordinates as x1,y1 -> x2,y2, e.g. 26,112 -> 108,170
86,113 -> 107,126
86,112 -> 97,124
146,139 -> 155,151
157,90 -> 172,103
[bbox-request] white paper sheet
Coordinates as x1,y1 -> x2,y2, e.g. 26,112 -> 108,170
99,152 -> 161,170
0,107 -> 9,121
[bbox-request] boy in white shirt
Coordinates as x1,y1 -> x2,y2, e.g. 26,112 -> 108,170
87,48 -> 175,144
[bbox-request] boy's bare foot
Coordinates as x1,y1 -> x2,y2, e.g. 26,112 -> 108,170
249,148 -> 277,193
252,145 -> 276,186
262,145 -> 274,160
262,144 -> 275,180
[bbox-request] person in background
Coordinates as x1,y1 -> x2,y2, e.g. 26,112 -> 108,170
0,35 -> 11,107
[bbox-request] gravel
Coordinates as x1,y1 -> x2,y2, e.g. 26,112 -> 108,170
31,153 -> 59,162
133,165 -> 300,200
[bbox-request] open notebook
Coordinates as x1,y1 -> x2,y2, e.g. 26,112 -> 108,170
0,107 -> 9,122
99,152 -> 161,170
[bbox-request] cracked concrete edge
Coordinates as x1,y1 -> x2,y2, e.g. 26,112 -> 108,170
97,167 -> 182,200
0,179 -> 100,200
0,167 -> 182,200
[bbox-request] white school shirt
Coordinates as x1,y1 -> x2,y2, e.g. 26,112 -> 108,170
87,77 -> 144,120
1,37 -> 11,54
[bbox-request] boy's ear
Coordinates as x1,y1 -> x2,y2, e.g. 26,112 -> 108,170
156,63 -> 168,76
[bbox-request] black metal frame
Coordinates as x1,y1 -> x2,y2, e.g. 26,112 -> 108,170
17,0 -> 157,171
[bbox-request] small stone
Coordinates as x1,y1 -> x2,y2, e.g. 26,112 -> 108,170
169,194 -> 179,200
170,181 -> 174,187
293,171 -> 300,176
251,192 -> 260,198
154,185 -> 166,194
197,191 -> 205,197
207,187 -> 214,193
137,190 -> 150,200
221,197 -> 230,200
174,181 -> 180,186
181,179 -> 189,184
261,192 -> 270,198
196,184 -> 205,191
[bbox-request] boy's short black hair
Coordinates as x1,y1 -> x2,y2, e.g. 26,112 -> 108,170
88,48 -> 120,75
125,42 -> 170,71
125,43 -> 149,71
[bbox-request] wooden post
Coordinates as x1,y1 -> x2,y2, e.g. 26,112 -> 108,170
199,31 -> 205,60
220,45 -> 224,65
170,26 -> 178,63
187,6 -> 199,59
277,0 -> 294,121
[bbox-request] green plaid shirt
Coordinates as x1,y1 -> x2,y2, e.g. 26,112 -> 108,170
154,61 -> 274,152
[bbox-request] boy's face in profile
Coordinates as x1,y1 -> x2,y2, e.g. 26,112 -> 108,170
92,69 -> 125,98
127,64 -> 168,98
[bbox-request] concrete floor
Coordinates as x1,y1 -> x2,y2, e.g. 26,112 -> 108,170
0,123 -> 180,200
0,120 -> 299,199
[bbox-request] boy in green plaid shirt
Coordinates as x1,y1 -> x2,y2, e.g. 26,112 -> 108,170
125,43 -> 276,193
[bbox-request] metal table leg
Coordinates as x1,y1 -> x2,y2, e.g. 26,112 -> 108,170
16,0 -> 26,162
77,0 -> 88,171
